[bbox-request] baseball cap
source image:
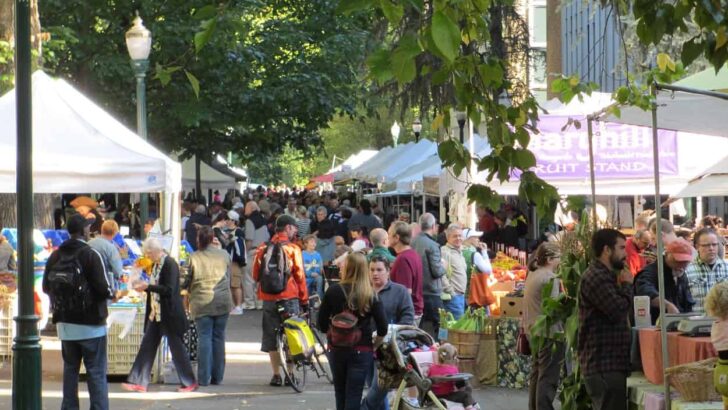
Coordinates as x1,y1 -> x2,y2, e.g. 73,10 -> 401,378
275,214 -> 297,229
463,228 -> 484,239
227,210 -> 240,222
66,213 -> 94,235
232,202 -> 244,210
666,238 -> 695,262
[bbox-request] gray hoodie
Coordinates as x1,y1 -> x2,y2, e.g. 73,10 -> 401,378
412,232 -> 446,296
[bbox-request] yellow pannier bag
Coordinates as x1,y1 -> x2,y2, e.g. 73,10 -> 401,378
284,317 -> 315,362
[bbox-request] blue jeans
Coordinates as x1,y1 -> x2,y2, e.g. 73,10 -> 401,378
443,294 -> 466,320
307,275 -> 324,300
362,363 -> 390,410
422,294 -> 445,339
61,335 -> 109,410
195,314 -> 229,385
330,348 -> 374,410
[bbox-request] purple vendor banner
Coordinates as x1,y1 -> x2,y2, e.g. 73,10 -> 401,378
528,116 -> 678,179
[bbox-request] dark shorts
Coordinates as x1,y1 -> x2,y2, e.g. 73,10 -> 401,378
260,299 -> 300,352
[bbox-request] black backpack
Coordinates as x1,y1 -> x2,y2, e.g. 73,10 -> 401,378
47,246 -> 90,319
258,241 -> 291,295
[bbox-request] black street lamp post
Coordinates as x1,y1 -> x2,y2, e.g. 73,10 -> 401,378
125,14 -> 152,238
13,0 -> 42,408
455,110 -> 466,144
412,118 -> 422,142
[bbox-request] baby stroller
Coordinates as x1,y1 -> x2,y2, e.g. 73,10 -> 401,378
376,325 -> 474,410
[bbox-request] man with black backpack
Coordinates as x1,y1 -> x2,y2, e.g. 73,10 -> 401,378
252,214 -> 308,387
43,213 -> 114,410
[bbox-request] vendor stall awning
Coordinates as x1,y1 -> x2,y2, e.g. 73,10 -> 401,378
0,71 -> 182,193
311,173 -> 334,183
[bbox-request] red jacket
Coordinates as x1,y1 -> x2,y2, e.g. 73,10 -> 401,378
625,237 -> 646,277
252,233 -> 308,303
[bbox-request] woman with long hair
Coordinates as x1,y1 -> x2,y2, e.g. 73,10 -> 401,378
185,226 -> 234,385
318,252 -> 388,410
523,242 -> 563,410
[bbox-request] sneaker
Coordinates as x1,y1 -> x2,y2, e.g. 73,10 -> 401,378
121,383 -> 147,393
243,303 -> 255,310
255,302 -> 263,310
269,374 -> 283,386
177,383 -> 199,393
230,306 -> 244,315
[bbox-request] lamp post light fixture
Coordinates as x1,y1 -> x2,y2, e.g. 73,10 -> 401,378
126,14 -> 152,237
391,121 -> 401,147
412,118 -> 422,142
455,110 -> 467,144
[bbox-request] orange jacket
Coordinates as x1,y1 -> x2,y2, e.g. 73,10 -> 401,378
252,232 -> 308,303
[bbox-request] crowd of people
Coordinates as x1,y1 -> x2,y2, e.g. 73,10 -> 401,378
36,184 -> 728,410
521,211 -> 728,410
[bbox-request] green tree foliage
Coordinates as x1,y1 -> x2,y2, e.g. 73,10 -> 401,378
343,0 -> 560,218
40,0 -> 371,161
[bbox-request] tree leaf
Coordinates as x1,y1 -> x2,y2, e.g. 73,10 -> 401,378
656,52 -> 669,72
194,18 -> 217,54
193,5 -> 217,20
681,38 -> 704,67
366,49 -> 393,83
717,27 -> 728,50
431,113 -> 445,131
185,70 -> 200,98
478,62 -> 503,87
391,35 -> 422,83
512,149 -> 536,169
380,0 -> 404,25
431,11 -> 460,63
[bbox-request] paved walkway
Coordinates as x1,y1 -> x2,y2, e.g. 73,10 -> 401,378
0,310 -> 529,409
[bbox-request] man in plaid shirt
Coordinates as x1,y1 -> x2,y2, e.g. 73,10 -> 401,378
578,229 -> 632,410
685,228 -> 728,313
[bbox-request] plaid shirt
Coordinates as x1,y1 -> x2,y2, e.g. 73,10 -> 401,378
578,260 -> 633,376
685,257 -> 728,313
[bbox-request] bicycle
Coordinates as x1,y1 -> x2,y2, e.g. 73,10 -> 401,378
306,295 -> 333,384
275,297 -> 333,393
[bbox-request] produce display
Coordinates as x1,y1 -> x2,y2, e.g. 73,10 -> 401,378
491,252 -> 527,281
440,307 -> 491,333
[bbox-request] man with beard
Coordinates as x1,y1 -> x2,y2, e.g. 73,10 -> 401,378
578,229 -> 632,410
685,228 -> 728,313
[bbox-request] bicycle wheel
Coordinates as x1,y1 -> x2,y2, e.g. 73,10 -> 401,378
311,329 -> 333,384
277,331 -> 307,392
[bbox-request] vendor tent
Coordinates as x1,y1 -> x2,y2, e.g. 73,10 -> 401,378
351,139 -> 437,183
604,88 -> 728,137
0,71 -> 182,193
179,155 -> 236,190
675,66 -> 728,92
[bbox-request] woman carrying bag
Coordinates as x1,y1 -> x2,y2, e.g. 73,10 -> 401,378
122,238 -> 198,393
318,252 -> 388,410
186,226 -> 234,386
523,242 -> 563,410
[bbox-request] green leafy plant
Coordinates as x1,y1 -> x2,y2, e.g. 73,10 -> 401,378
530,210 -> 595,410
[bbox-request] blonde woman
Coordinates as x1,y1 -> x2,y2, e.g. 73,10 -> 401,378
318,252 -> 388,410
523,242 -> 563,410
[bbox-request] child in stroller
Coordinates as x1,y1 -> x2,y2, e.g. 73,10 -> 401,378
376,325 -> 477,410
428,344 -> 479,410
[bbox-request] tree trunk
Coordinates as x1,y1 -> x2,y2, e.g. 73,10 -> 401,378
0,1 -> 54,230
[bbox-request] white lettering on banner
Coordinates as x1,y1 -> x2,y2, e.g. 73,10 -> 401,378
526,116 -> 678,179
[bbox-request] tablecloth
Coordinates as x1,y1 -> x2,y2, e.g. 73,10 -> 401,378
639,328 -> 716,385
496,316 -> 531,389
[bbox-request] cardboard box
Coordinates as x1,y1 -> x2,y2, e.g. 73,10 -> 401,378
500,296 -> 524,318
491,281 -> 516,292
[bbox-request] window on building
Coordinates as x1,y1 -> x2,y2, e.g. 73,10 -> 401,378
530,48 -> 547,87
531,4 -> 547,47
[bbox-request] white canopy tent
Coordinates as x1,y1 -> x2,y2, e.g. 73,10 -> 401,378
179,155 -> 236,191
0,71 -> 182,193
0,71 -> 182,253
348,140 -> 437,183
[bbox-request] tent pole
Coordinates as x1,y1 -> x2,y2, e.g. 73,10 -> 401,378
651,83 -> 671,408
587,117 -> 598,229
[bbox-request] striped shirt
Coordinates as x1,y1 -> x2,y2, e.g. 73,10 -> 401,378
296,218 -> 311,239
685,258 -> 728,313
